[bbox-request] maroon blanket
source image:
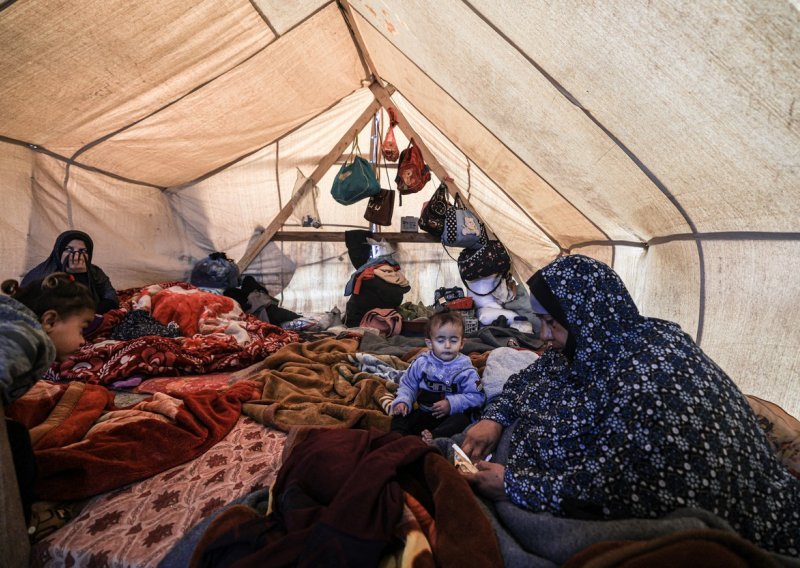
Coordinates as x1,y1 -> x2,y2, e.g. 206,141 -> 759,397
192,428 -> 502,567
6,380 -> 260,500
53,282 -> 299,385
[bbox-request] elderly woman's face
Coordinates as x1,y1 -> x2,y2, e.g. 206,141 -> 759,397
536,314 -> 569,351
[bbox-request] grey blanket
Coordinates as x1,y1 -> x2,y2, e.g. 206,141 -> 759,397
463,326 -> 542,353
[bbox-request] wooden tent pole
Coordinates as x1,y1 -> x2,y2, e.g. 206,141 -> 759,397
237,99 -> 383,271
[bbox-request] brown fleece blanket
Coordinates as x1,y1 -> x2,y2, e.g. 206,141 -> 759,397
230,338 -> 396,431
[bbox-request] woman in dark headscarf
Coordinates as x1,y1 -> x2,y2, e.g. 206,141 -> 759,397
461,254 -> 799,557
21,230 -> 119,314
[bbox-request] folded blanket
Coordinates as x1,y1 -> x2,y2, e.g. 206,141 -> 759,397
463,326 -> 542,353
53,282 -> 299,384
349,352 -> 410,383
358,332 -> 427,357
482,347 -> 539,403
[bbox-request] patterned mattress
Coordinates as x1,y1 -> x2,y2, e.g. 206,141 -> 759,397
31,416 -> 286,567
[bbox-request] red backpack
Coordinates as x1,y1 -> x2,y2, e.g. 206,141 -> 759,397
395,138 -> 431,195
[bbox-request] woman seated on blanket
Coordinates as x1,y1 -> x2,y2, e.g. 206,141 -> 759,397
460,254 -> 800,557
22,230 -> 119,314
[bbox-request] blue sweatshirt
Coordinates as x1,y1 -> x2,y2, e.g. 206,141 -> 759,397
392,351 -> 484,415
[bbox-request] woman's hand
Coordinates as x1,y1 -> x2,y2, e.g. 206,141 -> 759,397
462,461 -> 507,501
461,419 -> 502,461
65,250 -> 88,273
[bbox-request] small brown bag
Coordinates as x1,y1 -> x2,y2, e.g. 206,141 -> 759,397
364,149 -> 396,226
364,189 -> 395,226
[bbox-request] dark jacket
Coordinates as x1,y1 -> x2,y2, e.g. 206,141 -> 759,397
22,230 -> 119,314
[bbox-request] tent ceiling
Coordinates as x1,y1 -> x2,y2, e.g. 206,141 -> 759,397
1,0 -> 274,153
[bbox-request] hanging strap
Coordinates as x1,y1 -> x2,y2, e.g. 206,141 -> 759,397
343,134 -> 360,166
462,274 -> 505,296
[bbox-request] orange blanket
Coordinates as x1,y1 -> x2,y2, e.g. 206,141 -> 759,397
6,380 -> 259,500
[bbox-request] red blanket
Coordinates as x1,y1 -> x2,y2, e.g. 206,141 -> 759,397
54,282 -> 299,385
6,380 -> 260,500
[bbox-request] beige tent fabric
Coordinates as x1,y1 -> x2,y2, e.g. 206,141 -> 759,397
613,243 -> 701,338
467,0 -> 800,234
0,0 -> 798,416
390,94 -> 560,275
350,1 -> 689,242
22,153 -> 198,287
171,89 -> 377,260
251,0 -> 329,35
0,0 -> 273,154
0,142 -> 35,281
79,4 -> 364,187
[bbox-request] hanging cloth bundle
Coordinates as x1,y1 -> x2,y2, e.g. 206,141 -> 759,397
381,107 -> 400,162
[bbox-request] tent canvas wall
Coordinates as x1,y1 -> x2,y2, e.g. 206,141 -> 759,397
1,0 -> 798,422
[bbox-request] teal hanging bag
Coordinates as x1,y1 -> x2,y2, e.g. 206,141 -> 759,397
331,137 -> 381,206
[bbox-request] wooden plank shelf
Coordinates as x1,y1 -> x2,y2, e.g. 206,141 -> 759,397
271,231 -> 438,243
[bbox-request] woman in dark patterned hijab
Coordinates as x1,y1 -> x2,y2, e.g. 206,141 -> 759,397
22,230 -> 119,314
462,254 -> 799,556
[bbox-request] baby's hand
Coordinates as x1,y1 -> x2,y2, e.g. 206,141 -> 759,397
431,399 -> 451,419
392,402 -> 409,416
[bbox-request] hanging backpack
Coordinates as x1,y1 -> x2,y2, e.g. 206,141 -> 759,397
395,138 -> 430,195
418,182 -> 450,237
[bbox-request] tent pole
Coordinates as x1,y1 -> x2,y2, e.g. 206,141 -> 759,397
368,110 -> 381,257
236,98 -> 383,271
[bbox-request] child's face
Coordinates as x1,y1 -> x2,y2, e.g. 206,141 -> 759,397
426,321 -> 464,362
43,308 -> 95,360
